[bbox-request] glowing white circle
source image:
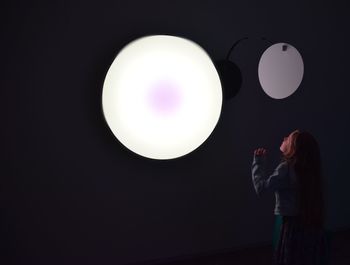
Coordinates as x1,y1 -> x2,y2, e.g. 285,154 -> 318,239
102,35 -> 222,160
258,43 -> 304,99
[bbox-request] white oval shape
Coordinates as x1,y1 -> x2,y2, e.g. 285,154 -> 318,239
102,35 -> 222,160
258,43 -> 304,99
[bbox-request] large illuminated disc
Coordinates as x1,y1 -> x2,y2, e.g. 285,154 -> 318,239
102,35 -> 222,159
258,43 -> 304,99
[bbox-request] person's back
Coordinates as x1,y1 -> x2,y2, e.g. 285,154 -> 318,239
274,160 -> 299,217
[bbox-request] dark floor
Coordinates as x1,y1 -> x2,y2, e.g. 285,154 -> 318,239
145,228 -> 350,265
330,229 -> 350,265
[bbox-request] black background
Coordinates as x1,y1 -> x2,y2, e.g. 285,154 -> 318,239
2,0 -> 350,264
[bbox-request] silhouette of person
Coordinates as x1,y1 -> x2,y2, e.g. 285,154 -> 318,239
252,130 -> 330,265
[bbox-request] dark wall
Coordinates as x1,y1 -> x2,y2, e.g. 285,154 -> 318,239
2,0 -> 349,264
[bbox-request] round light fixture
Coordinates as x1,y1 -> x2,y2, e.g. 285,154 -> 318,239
258,43 -> 304,99
102,35 -> 222,160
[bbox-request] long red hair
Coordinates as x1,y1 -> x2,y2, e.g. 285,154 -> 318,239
282,130 -> 325,229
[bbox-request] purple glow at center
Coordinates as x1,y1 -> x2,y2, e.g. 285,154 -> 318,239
148,80 -> 182,115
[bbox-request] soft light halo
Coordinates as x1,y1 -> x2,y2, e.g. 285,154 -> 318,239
102,35 -> 222,160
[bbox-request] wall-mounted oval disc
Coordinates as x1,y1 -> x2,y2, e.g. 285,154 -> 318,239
258,43 -> 304,99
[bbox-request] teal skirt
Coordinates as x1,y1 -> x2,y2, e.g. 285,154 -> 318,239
273,215 -> 283,251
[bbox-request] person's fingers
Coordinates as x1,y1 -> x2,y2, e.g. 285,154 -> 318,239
255,148 -> 268,156
256,148 -> 267,156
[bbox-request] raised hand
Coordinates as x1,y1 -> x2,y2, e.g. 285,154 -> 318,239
254,148 -> 267,156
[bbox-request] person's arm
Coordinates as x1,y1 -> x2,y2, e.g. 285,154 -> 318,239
251,153 -> 289,197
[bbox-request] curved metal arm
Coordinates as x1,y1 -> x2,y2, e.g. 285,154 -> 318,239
226,37 -> 274,60
226,37 -> 248,60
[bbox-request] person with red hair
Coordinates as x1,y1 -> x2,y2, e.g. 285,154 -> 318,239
252,130 -> 330,265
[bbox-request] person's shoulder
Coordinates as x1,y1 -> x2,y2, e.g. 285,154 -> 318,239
276,160 -> 289,171
279,160 -> 289,166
